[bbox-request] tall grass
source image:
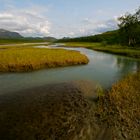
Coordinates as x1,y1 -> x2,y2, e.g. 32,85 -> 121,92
96,72 -> 140,139
0,47 -> 89,72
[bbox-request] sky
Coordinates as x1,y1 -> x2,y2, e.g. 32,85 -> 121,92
0,0 -> 140,38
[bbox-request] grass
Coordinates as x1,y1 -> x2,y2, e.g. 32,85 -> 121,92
0,47 -> 89,72
63,42 -> 140,59
96,71 -> 140,139
0,43 -> 49,50
0,38 -> 48,45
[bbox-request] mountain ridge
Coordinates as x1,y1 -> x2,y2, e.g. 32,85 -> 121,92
0,29 -> 57,42
0,29 -> 23,39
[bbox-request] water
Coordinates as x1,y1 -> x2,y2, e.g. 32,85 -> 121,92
0,46 -> 140,94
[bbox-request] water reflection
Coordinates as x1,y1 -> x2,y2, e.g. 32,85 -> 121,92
116,57 -> 138,73
0,47 -> 140,94
136,63 -> 140,72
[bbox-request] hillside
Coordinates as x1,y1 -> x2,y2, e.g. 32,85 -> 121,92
43,37 -> 57,42
58,8 -> 140,47
0,29 -> 57,44
0,29 -> 23,39
57,30 -> 120,44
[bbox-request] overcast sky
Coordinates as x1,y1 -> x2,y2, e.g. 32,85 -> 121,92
0,0 -> 139,38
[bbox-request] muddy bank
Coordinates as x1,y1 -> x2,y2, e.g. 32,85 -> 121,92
0,81 -> 112,140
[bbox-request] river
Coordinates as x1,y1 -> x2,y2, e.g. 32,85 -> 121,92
0,45 -> 139,94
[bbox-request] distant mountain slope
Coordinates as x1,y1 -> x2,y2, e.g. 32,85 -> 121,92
22,37 -> 57,42
57,30 -> 120,44
0,29 -> 57,43
43,37 -> 57,42
0,29 -> 23,39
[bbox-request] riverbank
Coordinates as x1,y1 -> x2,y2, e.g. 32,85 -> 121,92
0,81 -> 101,140
0,47 -> 89,72
63,42 -> 140,59
0,72 -> 139,139
96,71 -> 140,139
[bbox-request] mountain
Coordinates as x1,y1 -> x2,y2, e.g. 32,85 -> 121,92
43,37 -> 57,42
23,37 -> 57,42
0,29 -> 23,39
0,29 -> 57,42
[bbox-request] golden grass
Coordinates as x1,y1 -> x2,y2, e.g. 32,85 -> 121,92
0,47 -> 89,72
96,72 -> 140,139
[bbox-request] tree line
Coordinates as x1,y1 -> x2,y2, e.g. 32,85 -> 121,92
58,7 -> 140,47
118,7 -> 140,46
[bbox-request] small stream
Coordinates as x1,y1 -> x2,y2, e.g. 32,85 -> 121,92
0,45 -> 140,94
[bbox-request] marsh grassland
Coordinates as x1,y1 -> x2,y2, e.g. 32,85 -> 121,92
0,47 -> 89,72
64,42 -> 140,59
96,72 -> 140,139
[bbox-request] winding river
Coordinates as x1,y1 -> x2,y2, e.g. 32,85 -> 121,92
0,45 -> 140,94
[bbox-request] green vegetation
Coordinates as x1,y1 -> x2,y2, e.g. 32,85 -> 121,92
0,38 -> 47,45
64,42 -> 140,59
0,37 -> 56,45
118,8 -> 140,46
63,42 -> 101,47
96,71 -> 140,139
57,30 -> 119,45
57,8 -> 140,48
58,7 -> 140,57
0,47 -> 89,72
0,29 -> 57,44
0,38 -> 42,44
0,43 -> 50,49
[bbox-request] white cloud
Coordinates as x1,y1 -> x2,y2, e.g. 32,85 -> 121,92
0,6 -> 50,37
77,18 -> 119,36
0,4 -> 119,38
50,17 -> 118,38
54,17 -> 118,38
49,17 -> 118,38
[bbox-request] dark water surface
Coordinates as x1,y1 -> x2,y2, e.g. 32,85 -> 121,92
0,46 -> 140,94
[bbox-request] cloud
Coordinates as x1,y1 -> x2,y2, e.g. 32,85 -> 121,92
0,6 -> 50,37
76,18 -> 119,36
93,19 -> 119,33
49,18 -> 118,38
51,17 -> 118,38
0,3 -> 118,38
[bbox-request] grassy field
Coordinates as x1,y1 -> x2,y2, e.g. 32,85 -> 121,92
0,43 -> 49,49
96,71 -> 140,139
63,42 -> 140,59
0,38 -> 48,45
0,47 -> 89,72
